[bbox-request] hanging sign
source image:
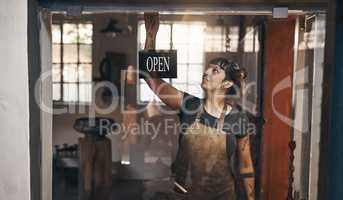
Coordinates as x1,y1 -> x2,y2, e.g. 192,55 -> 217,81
139,50 -> 177,78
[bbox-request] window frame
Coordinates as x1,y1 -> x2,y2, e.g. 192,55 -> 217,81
137,20 -> 207,104
52,20 -> 94,105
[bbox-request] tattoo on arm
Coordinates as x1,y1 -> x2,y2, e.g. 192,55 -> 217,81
239,136 -> 249,152
246,180 -> 255,200
238,136 -> 255,200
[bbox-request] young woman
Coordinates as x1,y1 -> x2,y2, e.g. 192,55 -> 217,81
143,13 -> 255,200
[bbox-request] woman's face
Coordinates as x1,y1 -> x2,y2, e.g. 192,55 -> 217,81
201,64 -> 232,92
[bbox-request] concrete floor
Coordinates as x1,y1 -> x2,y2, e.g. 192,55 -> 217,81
53,162 -> 175,200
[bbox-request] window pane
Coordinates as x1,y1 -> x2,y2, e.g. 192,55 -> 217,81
156,24 -> 171,50
205,26 -> 225,52
63,24 -> 78,43
79,83 -> 92,102
63,83 -> 78,102
52,44 -> 61,63
63,64 -> 78,82
173,83 -> 187,92
188,84 -> 204,98
228,26 -> 239,52
63,44 -> 78,63
140,82 -> 159,102
53,83 -> 61,101
173,65 -> 187,84
139,43 -> 145,50
79,64 -> 92,82
52,64 -> 61,82
156,42 -> 171,50
79,44 -> 92,63
52,25 -> 61,43
139,23 -> 146,47
253,30 -> 260,52
188,65 -> 203,84
78,24 -> 93,44
189,24 -> 205,45
188,45 -> 203,63
244,26 -> 255,52
172,24 -> 189,44
138,21 -> 206,103
174,44 -> 188,63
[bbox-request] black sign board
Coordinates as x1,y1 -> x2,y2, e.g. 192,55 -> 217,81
139,50 -> 177,78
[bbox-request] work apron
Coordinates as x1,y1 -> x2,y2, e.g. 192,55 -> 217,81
182,105 -> 236,200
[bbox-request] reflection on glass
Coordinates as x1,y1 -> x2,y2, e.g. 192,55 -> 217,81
63,24 -> 78,43
63,64 -> 78,82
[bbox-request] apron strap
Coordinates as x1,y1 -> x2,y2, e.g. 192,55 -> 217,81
217,104 -> 227,132
195,102 -> 204,121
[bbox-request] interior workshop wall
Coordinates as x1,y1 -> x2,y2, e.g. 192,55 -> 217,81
52,13 -> 139,162
0,0 -> 31,200
52,13 -> 241,163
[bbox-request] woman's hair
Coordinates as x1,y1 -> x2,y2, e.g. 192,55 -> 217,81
208,57 -> 247,98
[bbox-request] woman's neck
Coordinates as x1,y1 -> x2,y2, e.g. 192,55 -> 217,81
204,90 -> 227,118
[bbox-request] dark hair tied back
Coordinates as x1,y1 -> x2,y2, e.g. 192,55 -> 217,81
208,57 -> 247,96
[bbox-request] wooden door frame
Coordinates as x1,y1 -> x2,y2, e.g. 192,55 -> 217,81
29,1 -> 333,200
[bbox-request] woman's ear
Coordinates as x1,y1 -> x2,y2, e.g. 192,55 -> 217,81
222,80 -> 233,89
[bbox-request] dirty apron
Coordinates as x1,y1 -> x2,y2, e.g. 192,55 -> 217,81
183,105 -> 236,200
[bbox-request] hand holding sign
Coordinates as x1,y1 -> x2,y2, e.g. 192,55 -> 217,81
142,12 -> 183,110
141,13 -> 177,78
144,13 -> 160,49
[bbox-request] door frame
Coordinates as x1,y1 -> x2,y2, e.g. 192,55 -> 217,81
29,2 -> 332,200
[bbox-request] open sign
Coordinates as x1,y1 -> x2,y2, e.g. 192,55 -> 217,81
139,50 -> 177,78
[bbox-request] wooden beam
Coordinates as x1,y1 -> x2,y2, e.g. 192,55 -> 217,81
261,17 -> 296,200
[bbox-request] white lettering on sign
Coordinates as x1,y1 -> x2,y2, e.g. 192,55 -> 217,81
146,56 -> 170,72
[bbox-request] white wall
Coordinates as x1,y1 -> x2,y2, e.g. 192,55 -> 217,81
0,1 -> 31,200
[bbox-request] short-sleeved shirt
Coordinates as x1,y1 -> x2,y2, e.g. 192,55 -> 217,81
178,93 -> 250,139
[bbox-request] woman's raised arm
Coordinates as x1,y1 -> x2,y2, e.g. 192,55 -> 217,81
143,13 -> 184,110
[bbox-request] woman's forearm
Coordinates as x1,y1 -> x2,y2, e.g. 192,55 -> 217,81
238,136 -> 255,200
143,13 -> 183,109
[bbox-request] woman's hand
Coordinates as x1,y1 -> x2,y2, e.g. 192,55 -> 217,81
144,13 -> 159,37
142,12 -> 184,110
144,13 -> 159,49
